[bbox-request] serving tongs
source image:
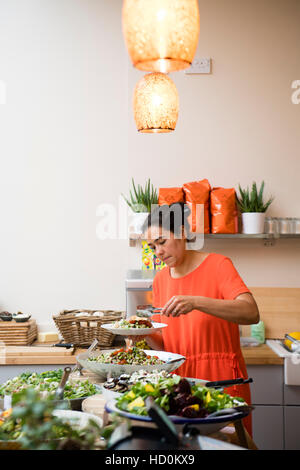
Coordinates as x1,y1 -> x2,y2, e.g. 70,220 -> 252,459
55,366 -> 72,400
136,305 -> 162,318
165,356 -> 186,365
72,338 -> 99,376
205,377 -> 253,390
209,404 -> 255,418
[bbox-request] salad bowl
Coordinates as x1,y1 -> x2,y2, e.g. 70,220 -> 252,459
0,370 -> 101,412
76,349 -> 186,379
105,398 -> 250,435
104,374 -> 252,435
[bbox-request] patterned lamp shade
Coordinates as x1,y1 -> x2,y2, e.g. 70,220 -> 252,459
133,73 -> 179,133
122,0 -> 200,73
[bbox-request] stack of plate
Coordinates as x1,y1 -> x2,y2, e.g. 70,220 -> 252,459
0,320 -> 37,346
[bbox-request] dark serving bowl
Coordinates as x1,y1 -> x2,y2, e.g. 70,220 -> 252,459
12,314 -> 31,322
0,312 -> 13,321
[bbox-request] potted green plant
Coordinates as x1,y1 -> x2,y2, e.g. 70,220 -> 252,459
0,388 -> 102,450
122,178 -> 158,234
236,181 -> 274,234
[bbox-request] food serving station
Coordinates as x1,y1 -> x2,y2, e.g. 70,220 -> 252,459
1,0 -> 300,454
1,285 -> 300,450
0,311 -> 258,451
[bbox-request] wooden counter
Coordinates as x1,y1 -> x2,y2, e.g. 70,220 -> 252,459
0,342 -> 283,366
241,343 -> 283,365
0,344 -> 78,365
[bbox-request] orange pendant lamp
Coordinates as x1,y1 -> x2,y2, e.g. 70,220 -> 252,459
133,72 -> 179,133
122,0 -> 200,73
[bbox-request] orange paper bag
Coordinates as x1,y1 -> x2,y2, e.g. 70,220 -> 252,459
183,179 -> 211,234
210,187 -> 238,234
158,187 -> 185,206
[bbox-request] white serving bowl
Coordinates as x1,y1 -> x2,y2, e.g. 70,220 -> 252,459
76,349 -> 186,379
52,409 -> 103,429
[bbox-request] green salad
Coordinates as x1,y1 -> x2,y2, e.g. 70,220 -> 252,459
0,369 -> 97,400
113,319 -> 153,329
89,347 -> 164,365
116,375 -> 246,418
0,388 -> 102,449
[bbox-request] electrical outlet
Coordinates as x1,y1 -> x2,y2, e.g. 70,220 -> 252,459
185,58 -> 211,74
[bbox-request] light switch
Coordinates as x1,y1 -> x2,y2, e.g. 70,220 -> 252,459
185,58 -> 211,74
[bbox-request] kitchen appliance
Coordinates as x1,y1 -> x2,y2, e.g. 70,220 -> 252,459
125,269 -> 156,317
267,339 -> 300,385
284,333 -> 300,353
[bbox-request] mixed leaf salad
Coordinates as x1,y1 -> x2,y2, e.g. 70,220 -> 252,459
116,375 -> 246,418
88,347 -> 164,366
0,369 -> 97,400
0,389 -> 101,449
113,318 -> 153,329
0,406 -> 73,442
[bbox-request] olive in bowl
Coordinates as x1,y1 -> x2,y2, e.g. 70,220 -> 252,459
12,313 -> 31,322
0,311 -> 13,321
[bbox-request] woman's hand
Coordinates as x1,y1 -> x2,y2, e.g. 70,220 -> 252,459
160,293 -> 259,324
162,295 -> 196,317
127,333 -> 164,351
129,335 -> 146,345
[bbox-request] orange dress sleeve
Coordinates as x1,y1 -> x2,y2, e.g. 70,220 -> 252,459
218,257 -> 251,300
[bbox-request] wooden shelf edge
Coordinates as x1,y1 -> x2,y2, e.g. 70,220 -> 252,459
129,233 -> 300,246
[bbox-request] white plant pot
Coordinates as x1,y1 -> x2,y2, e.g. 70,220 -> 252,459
242,213 -> 266,234
130,211 -> 149,235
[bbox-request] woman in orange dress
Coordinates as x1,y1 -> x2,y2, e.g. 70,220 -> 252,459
142,204 -> 260,436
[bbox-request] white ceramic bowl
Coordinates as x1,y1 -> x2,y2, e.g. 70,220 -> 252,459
76,349 -> 186,379
52,409 -> 103,429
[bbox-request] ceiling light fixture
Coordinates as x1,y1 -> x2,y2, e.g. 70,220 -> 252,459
133,72 -> 179,133
123,0 -> 200,73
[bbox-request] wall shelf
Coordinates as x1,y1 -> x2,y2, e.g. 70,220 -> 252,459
129,233 -> 300,247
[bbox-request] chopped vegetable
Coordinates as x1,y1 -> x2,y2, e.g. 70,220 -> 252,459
0,369 -> 97,400
116,377 -> 246,418
89,347 -> 164,366
113,318 -> 153,329
127,396 -> 145,411
135,339 -> 151,350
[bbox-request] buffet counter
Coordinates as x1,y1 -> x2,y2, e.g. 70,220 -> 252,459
0,343 -> 260,450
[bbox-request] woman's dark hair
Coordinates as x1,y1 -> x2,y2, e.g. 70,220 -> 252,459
142,203 -> 195,242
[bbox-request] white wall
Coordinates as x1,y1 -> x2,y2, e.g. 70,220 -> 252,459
0,0 -> 130,323
128,0 -> 300,286
0,0 -> 299,327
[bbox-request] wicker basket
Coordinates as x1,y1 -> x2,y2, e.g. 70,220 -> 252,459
53,309 -> 124,347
